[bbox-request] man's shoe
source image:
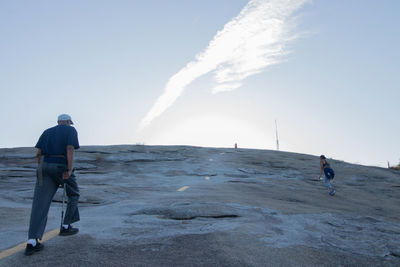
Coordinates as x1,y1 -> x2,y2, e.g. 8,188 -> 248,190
25,242 -> 44,256
59,225 -> 79,236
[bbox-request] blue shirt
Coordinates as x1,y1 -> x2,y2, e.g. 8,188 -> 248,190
35,125 -> 80,164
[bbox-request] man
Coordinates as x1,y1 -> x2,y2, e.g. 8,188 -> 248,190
25,114 -> 80,256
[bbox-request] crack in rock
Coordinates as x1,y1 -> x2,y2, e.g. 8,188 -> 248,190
159,214 -> 239,220
134,203 -> 241,221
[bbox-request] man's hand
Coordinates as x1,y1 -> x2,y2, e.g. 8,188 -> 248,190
62,170 -> 72,180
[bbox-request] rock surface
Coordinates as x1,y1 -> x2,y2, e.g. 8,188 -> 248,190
0,145 -> 399,266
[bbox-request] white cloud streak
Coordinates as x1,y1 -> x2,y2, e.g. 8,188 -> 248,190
140,0 -> 309,129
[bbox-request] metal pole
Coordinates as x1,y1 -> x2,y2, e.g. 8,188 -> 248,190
275,119 -> 279,151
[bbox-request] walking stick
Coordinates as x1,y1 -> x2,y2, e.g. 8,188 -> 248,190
61,183 -> 66,228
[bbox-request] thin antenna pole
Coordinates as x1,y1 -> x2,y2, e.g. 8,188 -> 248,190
275,119 -> 279,151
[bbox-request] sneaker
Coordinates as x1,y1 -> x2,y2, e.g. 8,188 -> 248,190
25,242 -> 44,256
59,225 -> 79,236
329,188 -> 336,196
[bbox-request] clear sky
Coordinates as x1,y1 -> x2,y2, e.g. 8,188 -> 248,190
0,0 -> 399,167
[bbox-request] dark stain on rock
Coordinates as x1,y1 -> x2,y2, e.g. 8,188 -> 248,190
168,214 -> 239,220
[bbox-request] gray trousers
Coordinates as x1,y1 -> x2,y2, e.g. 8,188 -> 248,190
28,162 -> 80,240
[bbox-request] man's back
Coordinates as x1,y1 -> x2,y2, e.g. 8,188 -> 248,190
36,125 -> 79,164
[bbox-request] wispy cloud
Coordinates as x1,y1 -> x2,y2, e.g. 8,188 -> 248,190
140,0 -> 309,129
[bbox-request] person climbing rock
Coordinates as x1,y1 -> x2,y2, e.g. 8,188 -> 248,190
318,155 -> 336,196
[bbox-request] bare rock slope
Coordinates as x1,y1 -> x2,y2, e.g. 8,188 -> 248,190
1,145 -> 400,266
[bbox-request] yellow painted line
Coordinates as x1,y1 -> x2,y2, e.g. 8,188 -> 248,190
0,228 -> 59,260
177,186 -> 189,192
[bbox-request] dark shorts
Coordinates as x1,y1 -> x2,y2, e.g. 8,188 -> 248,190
324,167 -> 335,180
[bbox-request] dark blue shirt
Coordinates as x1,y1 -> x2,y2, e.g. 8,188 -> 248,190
35,125 -> 80,164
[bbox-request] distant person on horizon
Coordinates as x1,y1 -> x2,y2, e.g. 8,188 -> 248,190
25,114 -> 80,256
318,155 -> 336,196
